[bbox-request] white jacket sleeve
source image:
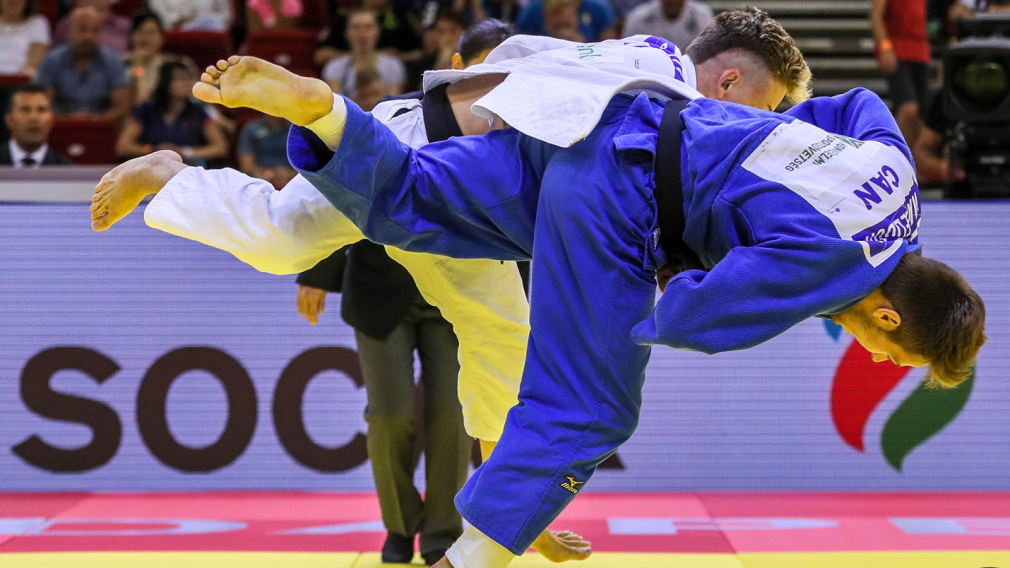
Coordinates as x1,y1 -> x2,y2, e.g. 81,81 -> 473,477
144,167 -> 364,275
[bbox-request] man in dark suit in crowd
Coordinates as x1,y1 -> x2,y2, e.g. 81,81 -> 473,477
2,84 -> 71,167
296,242 -> 471,566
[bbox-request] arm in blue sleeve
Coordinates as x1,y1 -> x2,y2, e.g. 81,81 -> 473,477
631,234 -> 905,353
288,96 -> 555,261
785,87 -> 913,166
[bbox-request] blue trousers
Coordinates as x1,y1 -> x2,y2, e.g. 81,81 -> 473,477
291,94 -> 662,554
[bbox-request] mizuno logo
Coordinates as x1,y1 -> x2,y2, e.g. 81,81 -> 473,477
561,476 -> 585,494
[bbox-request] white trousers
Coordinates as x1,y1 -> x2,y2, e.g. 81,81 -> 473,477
144,167 -> 529,442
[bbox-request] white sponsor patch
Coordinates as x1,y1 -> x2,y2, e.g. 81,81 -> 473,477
742,120 -> 919,267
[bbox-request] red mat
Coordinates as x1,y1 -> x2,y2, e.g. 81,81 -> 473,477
2,492 -> 1010,554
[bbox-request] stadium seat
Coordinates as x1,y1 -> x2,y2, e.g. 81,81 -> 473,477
164,31 -> 234,71
0,75 -> 31,88
35,0 -> 57,29
297,0 -> 329,30
243,30 -> 319,76
112,0 -> 148,18
48,118 -> 118,165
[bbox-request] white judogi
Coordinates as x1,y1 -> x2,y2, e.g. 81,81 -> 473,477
424,34 -> 702,147
145,98 -> 529,443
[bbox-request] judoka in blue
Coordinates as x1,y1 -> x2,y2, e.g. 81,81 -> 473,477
287,88 -> 921,554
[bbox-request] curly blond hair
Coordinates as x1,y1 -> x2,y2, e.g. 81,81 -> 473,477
686,6 -> 812,104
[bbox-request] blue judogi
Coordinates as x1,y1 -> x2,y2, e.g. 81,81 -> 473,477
287,88 -> 920,554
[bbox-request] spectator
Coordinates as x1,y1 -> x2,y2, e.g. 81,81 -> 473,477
315,0 -> 423,67
516,0 -> 616,42
404,8 -> 466,89
352,67 -> 387,111
871,0 -> 931,145
247,0 -> 303,31
149,0 -> 232,31
237,114 -> 296,189
1,84 -> 70,166
115,61 -> 228,164
0,0 -> 50,78
622,0 -> 713,51
54,0 -> 131,54
36,6 -> 131,121
322,10 -> 407,97
123,10 -> 199,104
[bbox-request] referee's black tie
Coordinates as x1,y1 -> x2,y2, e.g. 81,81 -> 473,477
21,157 -> 36,167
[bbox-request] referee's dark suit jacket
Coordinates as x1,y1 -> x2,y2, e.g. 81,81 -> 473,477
296,241 -> 420,340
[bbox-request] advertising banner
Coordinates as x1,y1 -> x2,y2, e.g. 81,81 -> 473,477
0,202 -> 1006,491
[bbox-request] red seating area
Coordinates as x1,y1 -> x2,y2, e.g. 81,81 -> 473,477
165,31 -> 236,72
244,29 -> 321,78
48,118 -> 118,165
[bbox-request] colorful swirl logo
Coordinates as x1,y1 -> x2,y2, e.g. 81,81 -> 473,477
823,320 -> 975,471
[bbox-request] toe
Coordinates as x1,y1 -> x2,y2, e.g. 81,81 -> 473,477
193,81 -> 223,105
206,65 -> 221,79
216,59 -> 231,71
228,55 -> 242,65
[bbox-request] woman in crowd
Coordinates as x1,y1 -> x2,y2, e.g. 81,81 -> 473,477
322,9 -> 406,98
123,10 -> 199,104
116,60 -> 228,165
0,0 -> 50,77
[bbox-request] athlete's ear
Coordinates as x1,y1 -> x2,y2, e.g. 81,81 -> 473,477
717,69 -> 742,99
451,52 -> 464,70
871,307 -> 902,331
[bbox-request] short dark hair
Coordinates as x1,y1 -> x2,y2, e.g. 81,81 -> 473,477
152,60 -> 192,112
880,253 -> 987,388
6,83 -> 50,114
458,18 -> 517,65
131,8 -> 165,34
686,6 -> 812,104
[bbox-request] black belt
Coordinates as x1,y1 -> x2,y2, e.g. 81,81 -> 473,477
654,98 -> 703,272
421,84 -> 463,143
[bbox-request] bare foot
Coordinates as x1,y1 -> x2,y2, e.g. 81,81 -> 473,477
532,529 -> 592,562
193,56 -> 334,126
90,150 -> 186,231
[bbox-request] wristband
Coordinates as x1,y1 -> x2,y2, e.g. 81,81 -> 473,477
877,39 -> 894,54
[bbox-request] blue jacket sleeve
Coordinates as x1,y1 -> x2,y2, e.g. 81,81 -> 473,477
288,96 -> 555,261
631,233 -> 904,353
784,87 -> 913,166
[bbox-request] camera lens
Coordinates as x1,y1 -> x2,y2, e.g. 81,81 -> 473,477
954,58 -> 1009,108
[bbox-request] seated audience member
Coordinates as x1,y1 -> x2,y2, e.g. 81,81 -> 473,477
913,90 -> 962,184
54,0 -> 131,54
622,0 -> 712,49
36,6 -> 131,122
404,8 -> 466,88
315,0 -> 422,67
516,0 -> 616,42
0,0 -> 50,78
115,61 -> 227,164
1,84 -> 70,167
149,0 -> 233,31
247,0 -> 303,30
237,114 -> 296,189
322,10 -> 407,97
124,10 -> 200,104
351,67 -> 387,111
